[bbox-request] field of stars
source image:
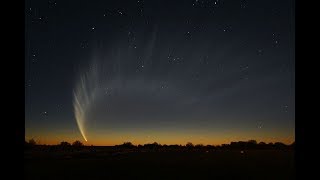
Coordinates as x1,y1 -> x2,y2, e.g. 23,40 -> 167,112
25,0 -> 294,146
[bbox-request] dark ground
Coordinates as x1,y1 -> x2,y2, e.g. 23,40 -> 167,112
25,149 -> 294,180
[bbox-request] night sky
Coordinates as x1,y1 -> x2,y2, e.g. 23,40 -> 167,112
25,0 -> 295,145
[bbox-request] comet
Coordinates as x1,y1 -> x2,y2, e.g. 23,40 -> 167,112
72,27 -> 157,142
73,61 -> 100,142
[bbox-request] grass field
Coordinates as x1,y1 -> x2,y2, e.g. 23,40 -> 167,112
25,149 -> 294,180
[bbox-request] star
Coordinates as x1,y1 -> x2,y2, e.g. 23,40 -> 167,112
257,49 -> 264,55
241,65 -> 249,71
42,111 -> 48,116
283,105 -> 289,112
258,122 -> 263,129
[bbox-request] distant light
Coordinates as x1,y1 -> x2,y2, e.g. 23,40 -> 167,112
240,150 -> 244,154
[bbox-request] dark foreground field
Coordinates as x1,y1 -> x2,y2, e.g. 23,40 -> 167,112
25,150 -> 294,180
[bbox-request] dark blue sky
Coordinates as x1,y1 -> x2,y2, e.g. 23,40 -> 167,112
25,0 -> 294,145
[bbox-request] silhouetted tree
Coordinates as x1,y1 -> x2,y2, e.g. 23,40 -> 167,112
258,142 -> 266,145
233,141 -> 246,149
123,142 -> 133,146
258,142 -> 267,149
169,144 -> 180,150
268,142 -> 274,146
186,142 -> 194,151
59,141 -> 71,150
274,142 -> 286,149
72,140 -> 83,147
221,144 -> 229,149
195,144 -> 204,148
142,142 -> 161,151
29,138 -> 36,146
117,142 -> 135,149
152,142 -> 161,150
247,140 -> 258,149
206,145 -> 215,150
152,142 -> 160,146
195,144 -> 204,150
60,141 -> 71,146
186,142 -> 194,148
248,140 -> 257,144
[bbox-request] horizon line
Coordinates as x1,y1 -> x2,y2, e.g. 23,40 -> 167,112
25,140 -> 295,146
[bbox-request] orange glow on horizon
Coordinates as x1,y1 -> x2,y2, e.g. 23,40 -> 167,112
25,134 -> 295,146
25,124 -> 295,146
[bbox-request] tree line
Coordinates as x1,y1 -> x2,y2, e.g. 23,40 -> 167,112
114,140 -> 294,150
25,138 -> 294,151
